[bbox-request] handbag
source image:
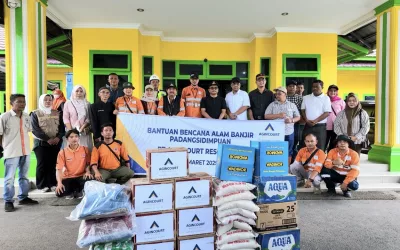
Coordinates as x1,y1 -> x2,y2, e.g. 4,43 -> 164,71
103,142 -> 126,167
359,111 -> 370,149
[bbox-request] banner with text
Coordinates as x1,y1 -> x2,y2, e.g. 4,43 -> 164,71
118,113 -> 285,176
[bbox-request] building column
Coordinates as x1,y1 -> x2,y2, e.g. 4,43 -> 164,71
4,0 -> 47,111
368,1 -> 400,171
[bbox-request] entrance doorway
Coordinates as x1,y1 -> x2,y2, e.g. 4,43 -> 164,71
177,79 -> 243,98
92,73 -> 129,101
284,76 -> 318,96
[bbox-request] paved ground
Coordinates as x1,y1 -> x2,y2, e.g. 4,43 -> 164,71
1,194 -> 400,250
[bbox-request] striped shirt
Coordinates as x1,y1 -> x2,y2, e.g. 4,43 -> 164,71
265,100 -> 300,135
333,109 -> 370,144
287,94 -> 303,112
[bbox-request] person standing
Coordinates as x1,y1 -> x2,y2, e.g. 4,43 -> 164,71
300,80 -> 331,151
286,81 -> 303,158
334,93 -> 370,155
55,129 -> 92,199
114,82 -> 145,115
63,85 -> 93,151
326,84 -> 346,151
141,85 -> 158,115
181,72 -> 206,118
107,73 -> 124,104
89,87 -> 116,142
296,82 -> 305,96
200,81 -> 227,119
31,94 -> 65,193
157,84 -> 185,117
52,89 -> 67,113
225,77 -> 250,121
0,94 -> 39,212
149,74 -> 166,99
248,73 -> 274,120
265,87 -> 300,164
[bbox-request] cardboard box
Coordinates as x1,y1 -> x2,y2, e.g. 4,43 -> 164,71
131,178 -> 174,213
257,228 -> 300,250
215,144 -> 255,183
146,147 -> 189,180
253,175 -> 297,204
255,201 -> 298,231
135,241 -> 175,250
135,211 -> 175,244
175,173 -> 212,209
177,206 -> 214,237
251,141 -> 289,177
177,234 -> 215,250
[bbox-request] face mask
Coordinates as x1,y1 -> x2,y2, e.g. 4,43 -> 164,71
54,95 -> 60,99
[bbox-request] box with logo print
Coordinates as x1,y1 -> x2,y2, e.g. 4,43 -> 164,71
215,144 -> 255,183
177,206 -> 215,237
251,141 -> 289,177
253,175 -> 297,204
134,210 -> 176,244
130,178 -> 174,214
255,201 -> 298,231
146,147 -> 189,181
134,240 -> 175,250
177,233 -> 215,250
257,228 -> 300,250
174,172 -> 212,209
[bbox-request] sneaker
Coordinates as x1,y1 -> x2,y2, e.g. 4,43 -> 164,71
50,186 -> 57,192
65,194 -> 75,200
75,191 -> 84,199
18,198 -> 39,205
4,202 -> 14,212
41,187 -> 50,193
326,189 -> 337,195
313,186 -> 322,195
343,191 -> 352,198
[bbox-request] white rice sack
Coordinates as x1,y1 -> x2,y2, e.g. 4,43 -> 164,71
214,180 -> 256,196
233,221 -> 253,231
216,229 -> 258,245
217,208 -> 256,220
216,221 -> 252,236
214,191 -> 256,207
218,239 -> 260,250
217,200 -> 260,212
217,214 -> 256,226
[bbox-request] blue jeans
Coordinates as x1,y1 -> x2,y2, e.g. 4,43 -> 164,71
3,155 -> 30,202
285,132 -> 295,157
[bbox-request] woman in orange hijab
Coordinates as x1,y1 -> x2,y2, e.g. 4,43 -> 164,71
52,89 -> 67,112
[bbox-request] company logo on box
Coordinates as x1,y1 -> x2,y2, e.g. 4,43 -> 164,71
148,191 -> 159,199
268,234 -> 296,250
265,123 -> 275,131
187,214 -> 204,227
183,186 -> 201,199
135,183 -> 172,213
145,221 -> 164,234
193,244 -> 201,250
176,180 -> 210,208
179,207 -> 213,236
259,123 -> 280,136
151,151 -> 188,179
188,186 -> 197,194
264,180 -> 291,201
164,158 -> 173,165
150,221 -> 159,229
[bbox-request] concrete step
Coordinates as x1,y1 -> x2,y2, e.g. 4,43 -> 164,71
358,172 -> 400,184
359,154 -> 389,172
298,183 -> 400,192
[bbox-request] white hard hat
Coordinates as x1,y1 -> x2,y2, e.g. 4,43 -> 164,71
149,74 -> 160,82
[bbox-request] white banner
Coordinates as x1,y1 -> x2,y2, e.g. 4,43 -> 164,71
118,114 -> 285,176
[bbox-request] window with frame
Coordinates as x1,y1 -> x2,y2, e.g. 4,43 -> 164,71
260,58 -> 271,89
143,56 -> 153,89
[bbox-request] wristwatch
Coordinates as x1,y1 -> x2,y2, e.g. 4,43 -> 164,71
308,178 -> 314,182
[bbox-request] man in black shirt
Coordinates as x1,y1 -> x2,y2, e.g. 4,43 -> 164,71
248,73 -> 274,120
106,73 -> 124,104
200,81 -> 227,119
89,87 -> 117,142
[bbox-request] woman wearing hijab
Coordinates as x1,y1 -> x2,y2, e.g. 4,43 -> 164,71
334,93 -> 370,155
31,94 -> 65,192
63,85 -> 93,150
141,84 -> 158,115
52,89 -> 67,112
326,85 -> 346,151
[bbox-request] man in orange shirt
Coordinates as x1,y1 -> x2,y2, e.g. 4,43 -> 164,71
91,123 -> 134,184
290,133 -> 326,194
114,82 -> 145,114
55,129 -> 92,199
321,135 -> 360,198
181,72 -> 206,118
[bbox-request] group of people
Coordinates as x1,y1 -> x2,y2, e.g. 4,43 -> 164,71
0,70 -> 370,212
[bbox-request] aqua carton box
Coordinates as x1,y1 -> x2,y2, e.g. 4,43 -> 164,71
215,144 -> 255,183
251,141 -> 288,177
253,175 -> 297,204
257,228 -> 300,250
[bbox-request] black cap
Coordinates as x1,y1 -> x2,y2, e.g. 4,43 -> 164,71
209,81 -> 219,88
328,84 -> 339,91
166,83 -> 177,90
335,135 -> 354,148
190,72 -> 199,79
256,73 -> 266,80
231,77 -> 241,83
98,87 -> 110,93
122,82 -> 135,89
286,80 -> 297,87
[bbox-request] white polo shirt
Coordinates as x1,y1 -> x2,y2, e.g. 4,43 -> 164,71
225,90 -> 251,120
301,93 -> 331,124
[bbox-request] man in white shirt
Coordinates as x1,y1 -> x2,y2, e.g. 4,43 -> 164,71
300,80 -> 331,151
225,77 -> 250,120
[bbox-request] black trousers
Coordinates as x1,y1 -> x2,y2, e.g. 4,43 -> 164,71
301,123 -> 327,152
320,167 -> 359,191
325,130 -> 337,152
56,177 -> 87,197
34,142 -> 62,189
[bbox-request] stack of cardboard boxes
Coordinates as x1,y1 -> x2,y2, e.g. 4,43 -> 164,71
132,148 -> 216,250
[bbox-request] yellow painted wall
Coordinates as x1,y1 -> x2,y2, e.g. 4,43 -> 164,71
47,67 -> 73,94
337,69 -> 376,100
